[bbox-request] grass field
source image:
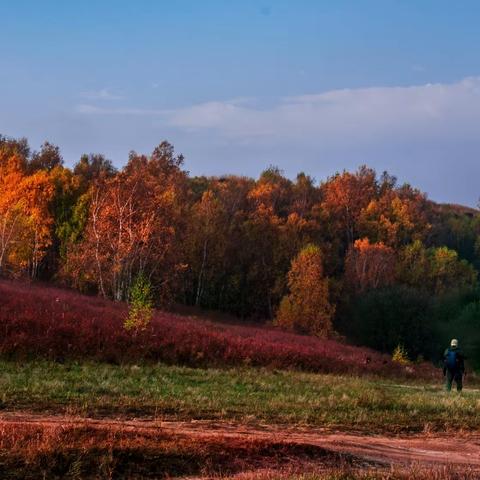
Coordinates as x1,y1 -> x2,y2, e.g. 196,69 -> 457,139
1,360 -> 479,433
0,360 -> 479,478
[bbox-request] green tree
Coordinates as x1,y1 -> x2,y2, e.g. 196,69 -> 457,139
428,246 -> 478,296
431,288 -> 480,370
396,240 -> 429,287
125,273 -> 154,333
397,242 -> 478,296
349,285 -> 432,357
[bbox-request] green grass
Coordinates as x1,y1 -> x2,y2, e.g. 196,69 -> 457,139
1,360 -> 479,432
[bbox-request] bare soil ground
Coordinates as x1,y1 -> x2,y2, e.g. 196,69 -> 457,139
1,412 -> 479,477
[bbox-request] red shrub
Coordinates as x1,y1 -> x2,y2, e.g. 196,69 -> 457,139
0,279 -> 437,378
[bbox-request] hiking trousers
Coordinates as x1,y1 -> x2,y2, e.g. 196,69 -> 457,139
445,369 -> 463,392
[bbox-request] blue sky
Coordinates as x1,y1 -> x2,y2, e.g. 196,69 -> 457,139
2,1 -> 480,205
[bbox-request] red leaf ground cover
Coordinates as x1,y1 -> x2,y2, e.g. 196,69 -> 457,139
0,418 -> 357,479
0,279 -> 437,378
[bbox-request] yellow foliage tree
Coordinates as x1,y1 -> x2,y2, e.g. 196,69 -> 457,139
275,244 -> 335,337
0,151 -> 54,277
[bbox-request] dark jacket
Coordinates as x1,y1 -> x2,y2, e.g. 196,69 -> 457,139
443,347 -> 465,373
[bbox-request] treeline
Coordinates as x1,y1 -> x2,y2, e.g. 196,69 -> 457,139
1,135 -> 480,365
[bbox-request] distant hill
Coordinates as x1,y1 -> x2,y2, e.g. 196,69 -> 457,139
433,202 -> 479,217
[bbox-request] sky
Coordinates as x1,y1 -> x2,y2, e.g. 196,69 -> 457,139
1,1 -> 480,206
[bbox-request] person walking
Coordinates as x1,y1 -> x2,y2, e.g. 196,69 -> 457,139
443,339 -> 465,392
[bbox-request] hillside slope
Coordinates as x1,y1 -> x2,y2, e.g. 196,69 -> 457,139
0,279 -> 435,378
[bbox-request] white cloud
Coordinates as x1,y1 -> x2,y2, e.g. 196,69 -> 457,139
75,77 -> 480,150
79,88 -> 123,101
74,76 -> 480,166
75,104 -> 166,115
159,77 -> 480,148
75,97 -> 255,120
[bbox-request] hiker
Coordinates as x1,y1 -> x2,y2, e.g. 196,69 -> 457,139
443,339 -> 465,392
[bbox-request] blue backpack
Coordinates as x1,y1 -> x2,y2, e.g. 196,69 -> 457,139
445,349 -> 458,370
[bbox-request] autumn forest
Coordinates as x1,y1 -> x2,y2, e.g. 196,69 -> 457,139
1,134 -> 480,365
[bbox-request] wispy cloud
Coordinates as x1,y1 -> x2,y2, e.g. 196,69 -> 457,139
75,97 -> 254,118
79,88 -> 124,101
159,77 -> 480,145
75,77 -> 480,148
75,104 -> 167,115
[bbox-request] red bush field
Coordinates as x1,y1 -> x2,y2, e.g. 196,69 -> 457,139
0,418 -> 355,479
0,279 -> 436,378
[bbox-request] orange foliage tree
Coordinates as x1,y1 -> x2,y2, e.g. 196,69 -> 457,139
0,149 -> 54,277
359,186 -> 431,248
321,166 -> 377,247
0,153 -> 29,274
275,244 -> 334,337
345,238 -> 396,293
18,171 -> 55,277
67,142 -> 188,301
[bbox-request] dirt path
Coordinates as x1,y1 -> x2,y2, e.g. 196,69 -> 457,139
1,412 -> 480,471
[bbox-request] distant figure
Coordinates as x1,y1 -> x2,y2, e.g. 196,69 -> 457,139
443,339 -> 465,392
